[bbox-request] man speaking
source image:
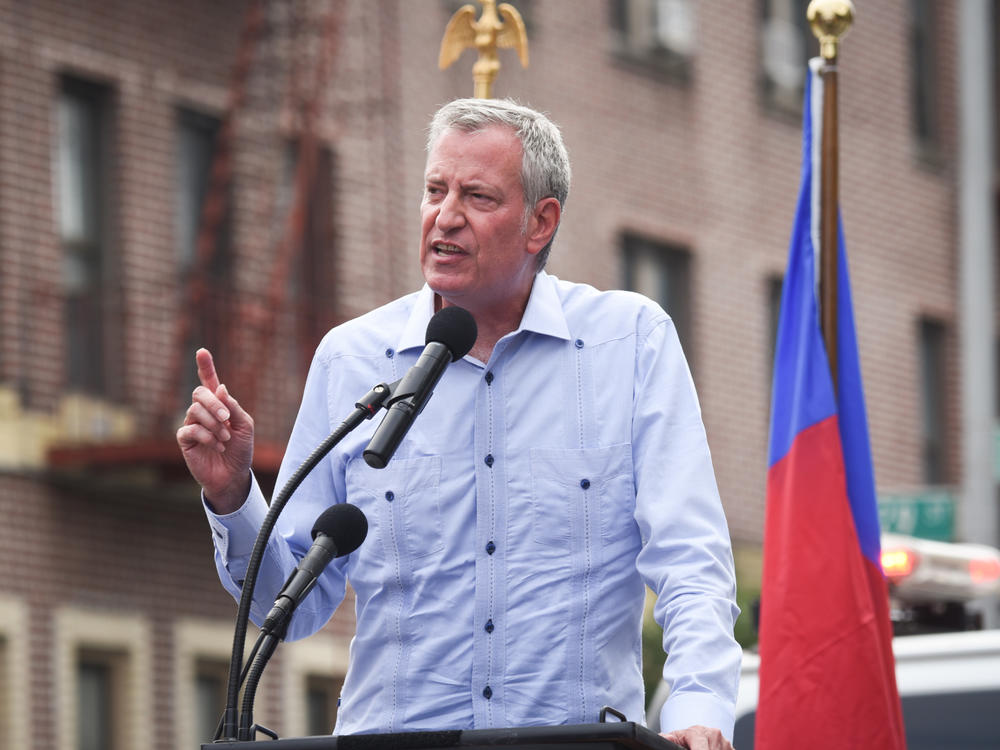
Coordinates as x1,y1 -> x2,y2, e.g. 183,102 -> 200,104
177,98 -> 740,750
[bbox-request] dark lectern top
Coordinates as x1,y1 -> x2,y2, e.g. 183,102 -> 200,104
202,721 -> 682,750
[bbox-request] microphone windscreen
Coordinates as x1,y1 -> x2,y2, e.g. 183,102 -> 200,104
426,306 -> 477,361
311,503 -> 369,557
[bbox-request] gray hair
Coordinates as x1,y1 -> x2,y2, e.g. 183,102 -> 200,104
426,98 -> 571,270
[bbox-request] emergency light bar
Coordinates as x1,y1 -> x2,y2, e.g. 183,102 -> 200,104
881,533 -> 1000,603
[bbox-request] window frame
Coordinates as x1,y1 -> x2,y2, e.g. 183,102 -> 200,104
918,316 -> 949,485
609,0 -> 695,82
758,0 -> 818,118
622,231 -> 695,363
0,596 -> 29,749
54,608 -> 150,750
282,632 -> 350,737
56,75 -> 121,399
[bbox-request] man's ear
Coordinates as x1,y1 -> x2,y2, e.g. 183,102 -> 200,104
525,197 -> 561,256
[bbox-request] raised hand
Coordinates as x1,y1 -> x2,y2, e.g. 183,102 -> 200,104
176,348 -> 254,513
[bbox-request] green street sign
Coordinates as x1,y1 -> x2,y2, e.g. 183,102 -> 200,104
878,489 -> 954,542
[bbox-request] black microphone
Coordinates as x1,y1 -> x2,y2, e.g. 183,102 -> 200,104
261,503 -> 368,636
363,306 -> 477,469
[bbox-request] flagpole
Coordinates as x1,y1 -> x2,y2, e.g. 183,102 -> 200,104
807,0 -> 854,390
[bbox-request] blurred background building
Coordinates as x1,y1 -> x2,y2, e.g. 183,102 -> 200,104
0,1 -> 995,748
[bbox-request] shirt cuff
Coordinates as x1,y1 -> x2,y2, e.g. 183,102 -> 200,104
202,474 -> 268,561
659,691 -> 736,743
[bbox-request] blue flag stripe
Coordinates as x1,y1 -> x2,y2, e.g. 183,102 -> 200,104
767,59 -> 882,567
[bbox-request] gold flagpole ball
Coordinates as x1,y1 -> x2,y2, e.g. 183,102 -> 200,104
807,0 -> 855,60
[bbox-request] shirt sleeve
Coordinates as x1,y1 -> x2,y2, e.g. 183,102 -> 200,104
630,314 -> 742,742
202,345 -> 349,641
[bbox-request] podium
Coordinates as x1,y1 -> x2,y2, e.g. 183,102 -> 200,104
201,722 -> 681,749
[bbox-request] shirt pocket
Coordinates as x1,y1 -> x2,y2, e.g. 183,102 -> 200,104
529,444 -> 635,548
345,455 -> 444,560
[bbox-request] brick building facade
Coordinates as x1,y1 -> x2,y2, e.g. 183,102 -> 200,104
0,1 -> 991,748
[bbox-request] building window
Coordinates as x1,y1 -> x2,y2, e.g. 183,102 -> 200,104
305,674 -> 342,736
77,654 -> 115,750
919,318 -> 947,484
174,619 -> 254,750
275,140 -> 338,384
283,632 -> 350,737
910,0 -> 940,159
766,274 -> 785,378
195,658 -> 228,743
610,0 -> 695,79
175,108 -> 232,397
622,233 -> 693,357
759,0 -> 817,115
176,109 -> 229,278
54,609 -> 150,750
57,77 -> 116,397
294,144 -> 336,371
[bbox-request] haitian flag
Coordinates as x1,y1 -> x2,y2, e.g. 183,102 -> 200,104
755,59 -> 906,749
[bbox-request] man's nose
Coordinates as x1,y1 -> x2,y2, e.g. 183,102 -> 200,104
435,193 -> 466,231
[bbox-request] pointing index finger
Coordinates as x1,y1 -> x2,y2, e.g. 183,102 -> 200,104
195,348 -> 221,392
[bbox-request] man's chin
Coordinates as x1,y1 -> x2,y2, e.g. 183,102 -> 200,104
425,275 -> 470,302
431,290 -> 469,313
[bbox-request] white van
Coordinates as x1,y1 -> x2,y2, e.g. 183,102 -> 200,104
724,628 -> 1000,748
647,534 -> 1000,747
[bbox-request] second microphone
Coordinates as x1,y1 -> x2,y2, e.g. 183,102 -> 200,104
363,305 -> 477,469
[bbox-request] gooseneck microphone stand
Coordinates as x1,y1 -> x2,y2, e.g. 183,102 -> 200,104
237,630 -> 282,740
219,381 -> 396,742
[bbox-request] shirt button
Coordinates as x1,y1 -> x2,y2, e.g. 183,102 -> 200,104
485,619 -> 495,633
385,348 -> 394,359
385,491 -> 394,502
574,338 -> 584,349
483,686 -> 493,699
484,454 -> 494,467
580,478 -> 591,490
485,371 -> 494,385
486,541 -> 496,555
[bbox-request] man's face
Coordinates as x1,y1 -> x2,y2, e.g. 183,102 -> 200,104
420,126 -> 540,313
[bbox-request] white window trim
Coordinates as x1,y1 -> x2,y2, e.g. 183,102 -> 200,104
53,607 -> 151,750
173,617 -> 265,750
0,595 -> 30,749
282,631 -> 350,737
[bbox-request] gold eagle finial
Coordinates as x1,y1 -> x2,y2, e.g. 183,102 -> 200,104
439,0 -> 529,98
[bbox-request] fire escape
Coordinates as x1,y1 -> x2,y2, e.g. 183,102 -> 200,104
47,0 -> 344,498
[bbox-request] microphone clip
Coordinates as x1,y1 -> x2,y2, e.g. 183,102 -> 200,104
354,380 -> 399,418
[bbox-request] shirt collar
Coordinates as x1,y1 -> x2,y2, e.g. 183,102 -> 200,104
395,271 -> 572,354
516,271 -> 572,341
396,285 -> 438,353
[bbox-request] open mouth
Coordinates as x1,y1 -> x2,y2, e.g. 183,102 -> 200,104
432,242 -> 466,257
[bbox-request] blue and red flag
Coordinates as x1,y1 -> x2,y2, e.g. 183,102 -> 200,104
756,59 -> 906,749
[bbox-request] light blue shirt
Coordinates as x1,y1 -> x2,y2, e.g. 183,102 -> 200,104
206,272 -> 740,739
